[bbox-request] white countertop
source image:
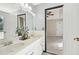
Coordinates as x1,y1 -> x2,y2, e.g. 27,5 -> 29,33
0,31 -> 44,55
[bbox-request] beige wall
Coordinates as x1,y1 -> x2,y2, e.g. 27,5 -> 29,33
47,20 -> 57,36
0,11 -> 17,41
47,20 -> 63,36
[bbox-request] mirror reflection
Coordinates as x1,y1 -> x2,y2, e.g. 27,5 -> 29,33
0,16 -> 4,40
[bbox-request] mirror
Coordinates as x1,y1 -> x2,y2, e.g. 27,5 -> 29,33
0,16 -> 3,31
17,14 -> 26,36
0,16 -> 4,40
17,11 -> 35,39
26,12 -> 34,32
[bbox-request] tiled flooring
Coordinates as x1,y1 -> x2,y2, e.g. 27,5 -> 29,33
47,36 -> 63,55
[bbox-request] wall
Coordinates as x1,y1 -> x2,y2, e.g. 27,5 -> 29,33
47,20 -> 63,36
47,20 -> 57,36
63,3 -> 79,55
46,6 -> 63,36
56,21 -> 63,36
26,11 -> 34,31
0,11 -> 17,41
33,3 -> 63,31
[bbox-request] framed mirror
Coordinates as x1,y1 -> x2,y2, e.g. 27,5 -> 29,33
0,16 -> 3,31
17,14 -> 26,36
0,16 -> 4,40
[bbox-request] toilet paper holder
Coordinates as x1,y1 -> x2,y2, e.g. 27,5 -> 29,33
74,37 -> 79,41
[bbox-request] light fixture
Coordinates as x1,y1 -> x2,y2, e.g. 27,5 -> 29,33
57,43 -> 63,47
25,3 -> 29,8
28,6 -> 32,10
20,3 -> 32,10
24,3 -> 32,10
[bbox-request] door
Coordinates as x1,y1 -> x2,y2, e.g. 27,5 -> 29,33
45,5 -> 63,55
64,4 -> 79,55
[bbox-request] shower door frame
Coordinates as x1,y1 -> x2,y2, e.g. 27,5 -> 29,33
45,5 -> 64,54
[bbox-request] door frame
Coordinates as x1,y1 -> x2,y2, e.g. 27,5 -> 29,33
45,5 -> 64,53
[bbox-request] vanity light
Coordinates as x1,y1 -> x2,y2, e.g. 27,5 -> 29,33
25,3 -> 29,8
20,3 -> 32,11
28,6 -> 32,10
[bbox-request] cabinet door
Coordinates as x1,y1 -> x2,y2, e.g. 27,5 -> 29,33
32,38 -> 43,55
16,38 -> 43,55
64,4 -> 79,55
16,43 -> 34,55
41,36 -> 45,51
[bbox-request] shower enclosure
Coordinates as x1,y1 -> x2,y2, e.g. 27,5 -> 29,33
45,5 -> 63,55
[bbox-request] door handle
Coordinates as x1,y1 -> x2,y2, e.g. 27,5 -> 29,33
74,37 -> 79,41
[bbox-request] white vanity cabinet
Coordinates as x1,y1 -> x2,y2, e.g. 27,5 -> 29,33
16,37 -> 44,55
31,38 -> 43,55
42,36 -> 45,51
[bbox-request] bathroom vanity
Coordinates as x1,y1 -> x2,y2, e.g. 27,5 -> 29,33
16,36 -> 44,55
0,8 -> 45,55
0,31 -> 45,55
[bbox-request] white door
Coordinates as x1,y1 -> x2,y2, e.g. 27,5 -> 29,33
64,3 -> 79,55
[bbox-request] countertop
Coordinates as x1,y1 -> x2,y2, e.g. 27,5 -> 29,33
0,31 -> 45,55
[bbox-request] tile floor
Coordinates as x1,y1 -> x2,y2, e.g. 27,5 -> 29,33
47,36 -> 63,55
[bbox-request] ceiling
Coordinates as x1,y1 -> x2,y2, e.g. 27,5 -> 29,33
0,3 -> 41,14
0,3 -> 20,13
32,3 -> 41,5
0,3 -> 40,14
